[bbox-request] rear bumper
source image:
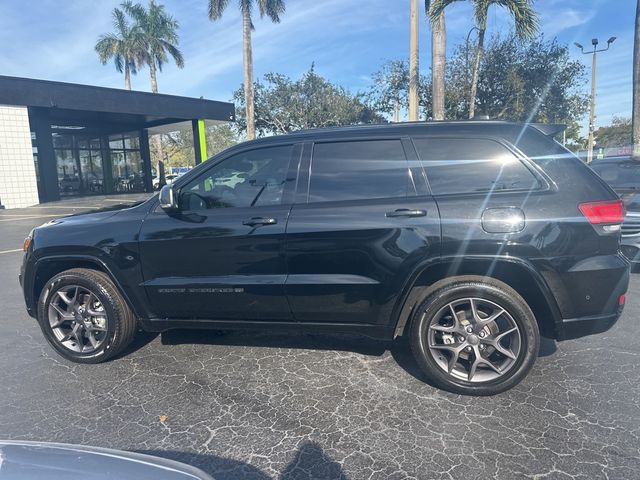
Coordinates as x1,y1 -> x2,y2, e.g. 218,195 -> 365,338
553,253 -> 629,340
556,311 -> 623,341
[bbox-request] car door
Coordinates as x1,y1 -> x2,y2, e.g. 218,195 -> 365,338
284,137 -> 441,331
138,143 -> 300,321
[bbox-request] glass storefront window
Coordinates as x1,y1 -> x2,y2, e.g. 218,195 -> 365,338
54,134 -> 105,196
109,133 -> 145,193
79,149 -> 104,193
56,148 -> 81,196
109,137 -> 124,150
48,131 -> 146,197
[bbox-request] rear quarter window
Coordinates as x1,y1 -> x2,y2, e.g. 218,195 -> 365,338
413,137 -> 540,195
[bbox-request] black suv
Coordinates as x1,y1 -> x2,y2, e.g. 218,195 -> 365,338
20,122 -> 629,395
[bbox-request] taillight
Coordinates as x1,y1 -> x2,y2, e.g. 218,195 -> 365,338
578,200 -> 625,225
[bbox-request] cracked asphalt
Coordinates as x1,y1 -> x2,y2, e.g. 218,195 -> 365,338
1,196 -> 639,480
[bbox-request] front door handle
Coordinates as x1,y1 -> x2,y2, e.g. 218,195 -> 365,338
242,217 -> 278,226
385,209 -> 427,218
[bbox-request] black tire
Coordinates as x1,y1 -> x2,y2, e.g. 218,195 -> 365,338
37,268 -> 137,363
409,276 -> 539,396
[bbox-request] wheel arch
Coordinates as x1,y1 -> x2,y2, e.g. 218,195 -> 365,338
30,255 -> 142,320
393,257 -> 562,340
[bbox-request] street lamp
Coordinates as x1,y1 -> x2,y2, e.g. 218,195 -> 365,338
465,27 -> 480,117
575,36 -> 617,163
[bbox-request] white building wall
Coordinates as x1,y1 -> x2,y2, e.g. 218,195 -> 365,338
0,105 -> 39,209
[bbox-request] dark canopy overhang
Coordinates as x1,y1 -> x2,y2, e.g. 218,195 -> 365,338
0,75 -> 235,131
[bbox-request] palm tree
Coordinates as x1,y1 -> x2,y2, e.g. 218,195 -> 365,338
426,1 -> 446,120
95,8 -> 143,90
633,0 -> 640,160
208,0 -> 285,140
430,0 -> 538,118
122,0 -> 184,94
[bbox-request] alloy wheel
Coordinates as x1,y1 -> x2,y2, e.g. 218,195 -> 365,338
426,297 -> 521,383
47,285 -> 109,354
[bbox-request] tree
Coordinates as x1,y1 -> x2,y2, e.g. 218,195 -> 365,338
234,65 -> 384,136
161,124 -> 238,168
408,0 -> 420,120
95,8 -> 144,90
633,0 -> 640,159
366,60 -> 430,121
594,117 -> 632,149
366,60 -> 409,122
426,1 -> 446,120
430,0 -> 538,118
440,34 -> 588,144
209,0 -> 286,141
122,0 -> 184,94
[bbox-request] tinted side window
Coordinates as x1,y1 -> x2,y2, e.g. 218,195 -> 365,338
309,140 -> 412,203
414,138 -> 540,195
179,145 -> 293,210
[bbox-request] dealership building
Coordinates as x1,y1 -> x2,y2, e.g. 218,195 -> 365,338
0,75 -> 234,209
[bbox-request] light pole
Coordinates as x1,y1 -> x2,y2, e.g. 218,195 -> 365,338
465,26 -> 480,117
408,0 -> 419,121
575,36 -> 616,163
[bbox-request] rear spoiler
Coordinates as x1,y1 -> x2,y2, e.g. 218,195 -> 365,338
530,123 -> 567,137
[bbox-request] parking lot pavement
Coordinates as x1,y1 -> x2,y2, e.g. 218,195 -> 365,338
1,197 -> 639,480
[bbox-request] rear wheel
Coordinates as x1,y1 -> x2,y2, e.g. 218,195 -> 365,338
37,268 -> 137,363
410,277 -> 539,395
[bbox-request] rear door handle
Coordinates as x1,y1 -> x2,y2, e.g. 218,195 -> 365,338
242,217 -> 278,226
385,209 -> 427,218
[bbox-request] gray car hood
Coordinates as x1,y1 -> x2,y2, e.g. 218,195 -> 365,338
0,441 -> 212,480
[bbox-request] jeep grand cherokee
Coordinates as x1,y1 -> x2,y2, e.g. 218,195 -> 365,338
20,122 -> 630,395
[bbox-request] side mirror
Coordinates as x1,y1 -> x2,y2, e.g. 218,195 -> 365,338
159,184 -> 178,211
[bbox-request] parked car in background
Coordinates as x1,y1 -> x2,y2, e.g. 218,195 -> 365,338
152,174 -> 179,190
590,156 -> 640,269
20,121 -> 629,396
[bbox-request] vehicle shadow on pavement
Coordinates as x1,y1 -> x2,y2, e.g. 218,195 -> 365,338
138,440 -> 347,479
113,330 -> 159,360
161,329 -> 391,357
160,329 -> 557,388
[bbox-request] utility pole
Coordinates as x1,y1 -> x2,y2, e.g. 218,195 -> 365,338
465,27 -> 480,118
575,37 -> 616,163
408,0 -> 419,121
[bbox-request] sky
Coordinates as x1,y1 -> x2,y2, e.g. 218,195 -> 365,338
0,0 -> 635,133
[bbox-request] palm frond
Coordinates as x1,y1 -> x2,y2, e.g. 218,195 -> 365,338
114,53 -> 125,73
473,0 -> 490,30
95,34 -> 119,63
258,0 -> 286,22
112,8 -> 129,35
427,0 -> 460,20
495,0 -> 538,40
208,0 -> 231,20
162,41 -> 185,68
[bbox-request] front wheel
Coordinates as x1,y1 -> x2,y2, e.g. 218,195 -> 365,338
410,277 -> 539,396
37,268 -> 137,363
